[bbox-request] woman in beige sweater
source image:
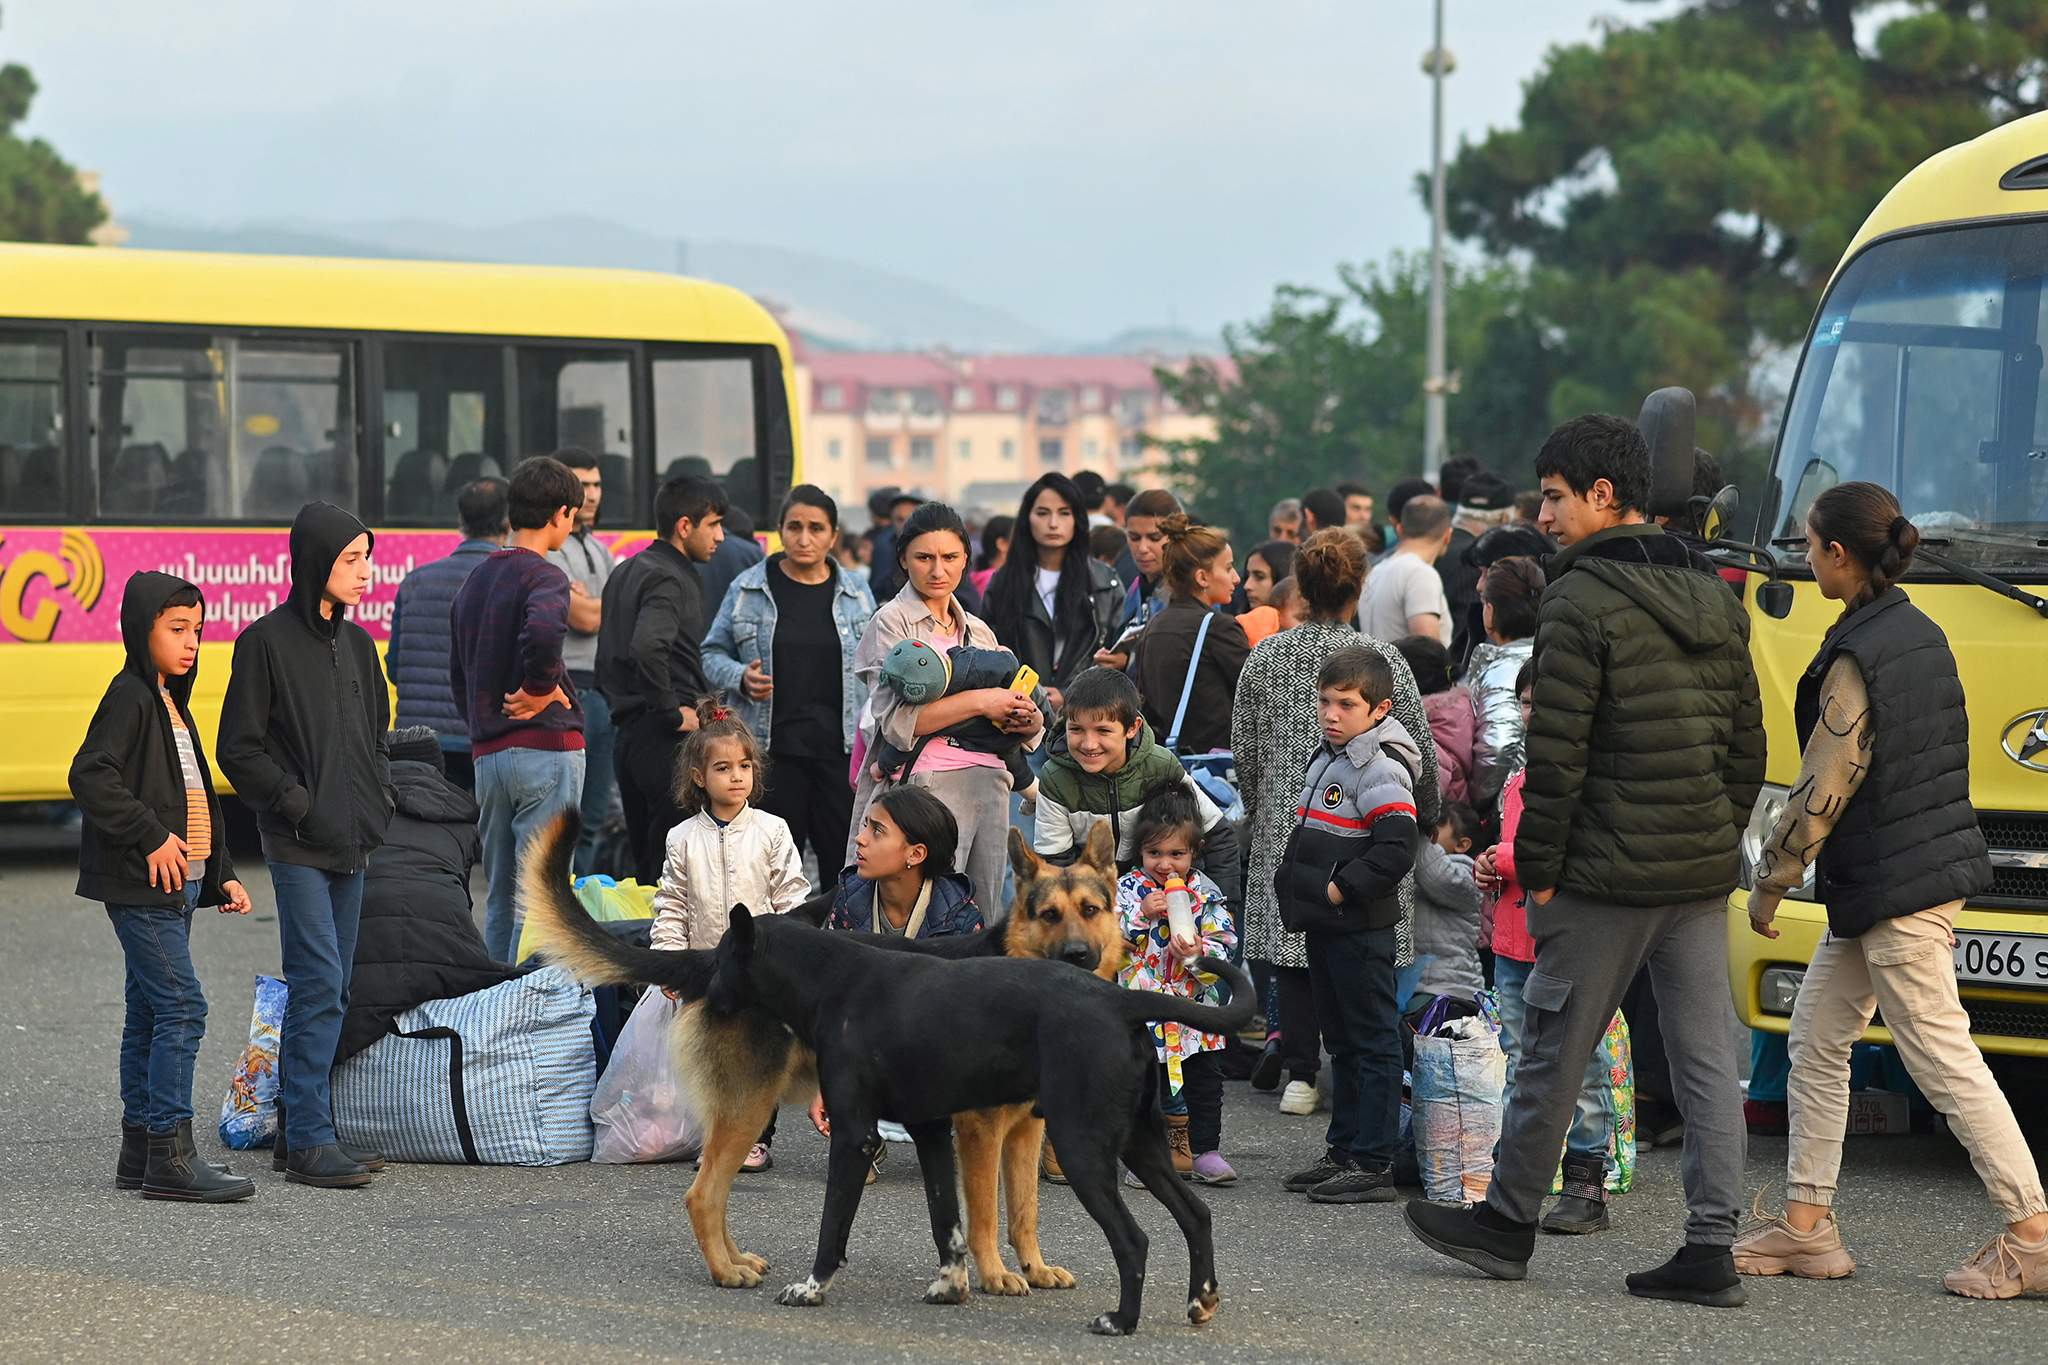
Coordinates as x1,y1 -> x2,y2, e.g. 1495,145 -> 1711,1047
1738,481 -> 2046,1299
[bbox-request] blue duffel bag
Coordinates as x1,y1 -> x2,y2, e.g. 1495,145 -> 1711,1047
331,965 -> 598,1165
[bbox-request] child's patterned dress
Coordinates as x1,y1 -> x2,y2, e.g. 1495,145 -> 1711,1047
1115,868 -> 1238,1094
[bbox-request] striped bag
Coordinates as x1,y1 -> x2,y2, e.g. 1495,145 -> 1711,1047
331,965 -> 598,1165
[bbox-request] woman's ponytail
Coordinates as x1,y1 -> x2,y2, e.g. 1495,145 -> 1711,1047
1808,481 -> 1918,615
1156,512 -> 1230,599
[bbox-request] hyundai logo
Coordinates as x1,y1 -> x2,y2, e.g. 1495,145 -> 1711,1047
2003,710 -> 2048,772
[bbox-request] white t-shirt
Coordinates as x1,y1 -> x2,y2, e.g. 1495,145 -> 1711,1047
1035,566 -> 1064,664
1359,549 -> 1452,646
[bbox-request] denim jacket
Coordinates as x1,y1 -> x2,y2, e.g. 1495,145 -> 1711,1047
702,555 -> 876,753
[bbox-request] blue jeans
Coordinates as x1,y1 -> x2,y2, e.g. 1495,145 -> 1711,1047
271,862 -> 366,1151
1306,927 -> 1403,1168
570,677 -> 616,877
1396,954 -> 1432,1012
1495,954 -> 1615,1165
475,747 -> 586,961
105,882 -> 206,1132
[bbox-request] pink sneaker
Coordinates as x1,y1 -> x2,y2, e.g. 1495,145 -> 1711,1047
742,1143 -> 773,1172
1190,1151 -> 1237,1186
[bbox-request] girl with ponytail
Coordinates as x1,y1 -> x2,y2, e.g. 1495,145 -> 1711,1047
1127,513 -> 1249,755
1736,481 -> 2041,1297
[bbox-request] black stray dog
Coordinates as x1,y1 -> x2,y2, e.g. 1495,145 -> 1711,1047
526,832 -> 1255,1336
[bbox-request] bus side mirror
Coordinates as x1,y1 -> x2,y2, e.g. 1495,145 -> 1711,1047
1700,484 -> 1740,542
1757,581 -> 1794,619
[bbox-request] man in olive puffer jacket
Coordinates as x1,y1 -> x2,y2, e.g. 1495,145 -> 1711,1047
1405,413 -> 1766,1307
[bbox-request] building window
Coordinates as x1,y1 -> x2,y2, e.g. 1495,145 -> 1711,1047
1119,390 -> 1150,423
1083,438 -> 1099,460
956,439 -> 971,460
1039,438 -> 1064,465
910,388 -> 941,417
1082,385 -> 1104,411
953,384 -> 975,410
996,385 -> 1019,411
826,438 -> 842,460
1120,435 -> 1144,464
821,383 -> 845,409
910,436 -> 935,466
1036,390 -> 1069,424
1001,438 -> 1016,460
865,437 -> 893,467
867,387 -> 898,414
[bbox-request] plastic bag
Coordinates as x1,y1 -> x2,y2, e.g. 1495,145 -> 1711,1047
590,989 -> 702,1163
517,875 -> 656,963
1411,1015 -> 1507,1203
218,974 -> 287,1150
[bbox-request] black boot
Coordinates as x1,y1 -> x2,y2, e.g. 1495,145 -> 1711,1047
1542,1153 -> 1611,1235
1403,1198 -> 1536,1281
273,1103 -> 387,1173
1625,1243 -> 1747,1307
140,1122 -> 256,1203
119,1122 -> 232,1190
1250,1036 -> 1285,1092
285,1143 -> 374,1189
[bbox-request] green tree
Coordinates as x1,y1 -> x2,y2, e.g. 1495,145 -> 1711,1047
1157,253 -> 1558,546
0,11 -> 106,244
1441,0 -> 2048,483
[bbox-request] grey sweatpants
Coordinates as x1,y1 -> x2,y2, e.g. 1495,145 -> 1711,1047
1488,889 -> 1746,1245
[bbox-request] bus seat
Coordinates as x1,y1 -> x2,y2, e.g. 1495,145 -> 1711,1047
598,452 -> 632,507
246,445 -> 311,519
387,447 -> 448,521
161,447 -> 212,516
16,445 -> 59,513
105,443 -> 172,514
443,451 -> 502,490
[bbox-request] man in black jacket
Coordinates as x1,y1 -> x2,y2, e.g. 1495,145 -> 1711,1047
219,501 -> 395,1191
597,474 -> 726,879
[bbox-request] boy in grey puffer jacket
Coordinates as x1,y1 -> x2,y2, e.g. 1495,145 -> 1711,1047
1411,802 -> 1483,1007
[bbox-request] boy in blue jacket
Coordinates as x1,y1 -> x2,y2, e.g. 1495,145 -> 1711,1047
71,571 -> 254,1203
1275,645 -> 1421,1206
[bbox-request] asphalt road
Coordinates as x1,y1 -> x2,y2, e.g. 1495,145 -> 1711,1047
2,815 -> 2043,1363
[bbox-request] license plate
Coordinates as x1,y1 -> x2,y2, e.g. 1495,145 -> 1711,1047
1952,931 -> 2048,988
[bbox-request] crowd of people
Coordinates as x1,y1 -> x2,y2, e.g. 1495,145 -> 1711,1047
68,416 -> 2048,1302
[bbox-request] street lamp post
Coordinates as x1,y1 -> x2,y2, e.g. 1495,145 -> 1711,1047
1422,1 -> 1453,482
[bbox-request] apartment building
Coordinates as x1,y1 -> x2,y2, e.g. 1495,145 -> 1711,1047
795,346 -> 1221,521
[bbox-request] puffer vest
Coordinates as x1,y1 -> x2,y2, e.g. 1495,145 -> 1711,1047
391,541 -> 494,742
1794,588 -> 1990,937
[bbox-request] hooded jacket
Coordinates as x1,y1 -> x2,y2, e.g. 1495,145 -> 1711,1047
217,502 -> 395,872
1277,717 -> 1423,934
70,571 -> 238,908
338,758 -> 519,1061
1515,521 -> 1765,906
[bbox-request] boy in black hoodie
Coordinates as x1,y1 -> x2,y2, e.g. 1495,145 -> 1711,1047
219,502 -> 395,1190
72,571 -> 256,1203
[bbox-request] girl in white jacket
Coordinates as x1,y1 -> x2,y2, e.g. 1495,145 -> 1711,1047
649,700 -> 811,1171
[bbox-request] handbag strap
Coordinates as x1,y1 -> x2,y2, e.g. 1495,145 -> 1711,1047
393,1025 -> 480,1165
1165,610 -> 1214,756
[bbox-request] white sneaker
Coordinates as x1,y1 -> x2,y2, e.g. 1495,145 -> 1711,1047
1279,1081 -> 1320,1115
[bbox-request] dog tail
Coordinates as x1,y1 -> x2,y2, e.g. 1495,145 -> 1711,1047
517,811 -> 717,998
1116,956 -> 1257,1035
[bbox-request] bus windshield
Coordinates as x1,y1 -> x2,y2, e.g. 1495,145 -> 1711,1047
1768,219 -> 2048,572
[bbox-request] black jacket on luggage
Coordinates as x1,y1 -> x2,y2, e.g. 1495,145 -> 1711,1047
218,502 -> 395,872
337,757 -> 519,1062
69,571 -> 238,909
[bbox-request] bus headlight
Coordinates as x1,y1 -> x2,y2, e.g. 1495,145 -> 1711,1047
1738,783 -> 1816,900
1759,967 -> 1806,1016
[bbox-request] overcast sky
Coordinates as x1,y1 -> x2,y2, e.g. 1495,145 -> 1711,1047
13,1 -> 1665,338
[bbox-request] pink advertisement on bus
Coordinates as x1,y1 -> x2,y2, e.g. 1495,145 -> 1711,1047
0,526 -> 650,645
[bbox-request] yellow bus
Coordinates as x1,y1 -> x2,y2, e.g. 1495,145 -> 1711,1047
1729,113 -> 2048,1058
0,244 -> 800,804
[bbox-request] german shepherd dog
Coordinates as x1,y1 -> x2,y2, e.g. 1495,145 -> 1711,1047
523,818 -> 1253,1335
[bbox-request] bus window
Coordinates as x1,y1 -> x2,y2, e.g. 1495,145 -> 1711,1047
91,332 -> 355,522
381,340 -> 508,525
516,346 -> 637,526
0,331 -> 65,519
652,350 -> 760,523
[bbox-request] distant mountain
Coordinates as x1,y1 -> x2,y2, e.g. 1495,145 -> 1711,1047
1081,325 -> 1225,357
123,214 -> 1057,352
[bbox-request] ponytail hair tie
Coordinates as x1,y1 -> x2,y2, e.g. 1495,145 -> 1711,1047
1889,515 -> 1910,542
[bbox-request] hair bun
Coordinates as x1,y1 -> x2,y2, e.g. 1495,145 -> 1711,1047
1889,515 -> 1910,542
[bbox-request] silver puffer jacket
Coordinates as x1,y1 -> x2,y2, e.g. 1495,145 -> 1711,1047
1466,636 -> 1534,809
